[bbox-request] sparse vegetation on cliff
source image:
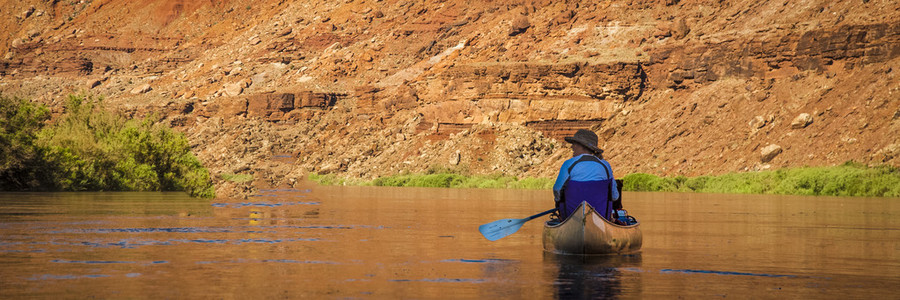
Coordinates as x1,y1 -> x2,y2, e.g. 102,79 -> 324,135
622,162 -> 900,197
0,94 -> 215,197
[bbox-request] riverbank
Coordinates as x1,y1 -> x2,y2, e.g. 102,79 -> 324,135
309,162 -> 900,197
622,162 -> 900,197
310,171 -> 553,190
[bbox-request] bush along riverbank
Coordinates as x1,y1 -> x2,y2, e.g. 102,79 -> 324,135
310,162 -> 900,197
309,166 -> 553,189
622,162 -> 900,197
0,94 -> 214,198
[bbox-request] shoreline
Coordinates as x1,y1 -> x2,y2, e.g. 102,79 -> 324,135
308,162 -> 900,198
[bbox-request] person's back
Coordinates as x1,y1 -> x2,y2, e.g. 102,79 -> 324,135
553,130 -> 619,220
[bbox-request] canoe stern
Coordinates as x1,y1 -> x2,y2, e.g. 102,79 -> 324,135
543,203 -> 642,255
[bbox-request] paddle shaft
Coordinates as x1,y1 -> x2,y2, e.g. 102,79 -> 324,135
526,208 -> 557,221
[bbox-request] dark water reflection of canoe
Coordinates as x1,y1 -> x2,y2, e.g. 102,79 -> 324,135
0,185 -> 897,299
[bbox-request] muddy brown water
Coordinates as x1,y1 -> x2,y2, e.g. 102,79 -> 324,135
1,184 -> 897,298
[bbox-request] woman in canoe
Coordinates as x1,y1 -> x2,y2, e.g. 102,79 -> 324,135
552,129 -> 619,221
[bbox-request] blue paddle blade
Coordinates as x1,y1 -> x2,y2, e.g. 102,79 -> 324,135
478,218 -> 527,241
479,209 -> 556,241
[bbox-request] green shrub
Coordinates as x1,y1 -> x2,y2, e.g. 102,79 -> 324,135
508,177 -> 553,189
0,94 -> 50,189
463,174 -> 516,189
1,94 -> 214,197
312,163 -> 900,197
769,162 -> 900,197
326,171 -> 548,190
309,172 -> 349,186
409,173 -> 466,187
620,162 -> 900,197
683,175 -> 709,192
372,174 -> 411,187
621,173 -> 676,192
221,173 -> 253,183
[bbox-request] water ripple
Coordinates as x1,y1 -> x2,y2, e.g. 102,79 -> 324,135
211,201 -> 319,208
43,238 -> 320,249
659,268 -> 797,278
61,227 -> 236,233
51,259 -> 168,264
28,274 -> 110,280
389,278 -> 486,283
441,258 -> 514,264
47,224 -> 379,235
196,258 -> 338,264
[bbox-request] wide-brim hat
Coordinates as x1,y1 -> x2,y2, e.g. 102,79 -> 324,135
564,129 -> 603,155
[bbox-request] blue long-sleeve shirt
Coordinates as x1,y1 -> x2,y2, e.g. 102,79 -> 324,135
553,154 -> 619,202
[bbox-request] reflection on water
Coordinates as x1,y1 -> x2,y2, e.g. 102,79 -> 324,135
545,253 -> 643,299
0,186 -> 898,298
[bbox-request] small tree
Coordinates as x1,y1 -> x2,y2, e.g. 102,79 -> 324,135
0,94 -> 49,189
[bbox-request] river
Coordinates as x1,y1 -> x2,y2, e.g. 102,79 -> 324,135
1,184 -> 897,298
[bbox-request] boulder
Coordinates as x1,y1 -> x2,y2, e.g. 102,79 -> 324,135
653,23 -> 672,38
224,83 -> 243,96
277,27 -> 292,37
450,150 -> 461,165
130,84 -> 152,94
749,115 -> 767,129
673,18 -> 690,39
760,144 -> 783,163
750,91 -> 769,102
791,113 -> 813,129
509,14 -> 530,36
23,6 -> 35,19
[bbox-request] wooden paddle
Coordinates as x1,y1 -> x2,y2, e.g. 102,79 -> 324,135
478,208 -> 556,241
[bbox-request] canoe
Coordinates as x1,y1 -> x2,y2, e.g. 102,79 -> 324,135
542,202 -> 642,255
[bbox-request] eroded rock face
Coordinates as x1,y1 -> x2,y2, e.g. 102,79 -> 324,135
1,0 -> 898,197
244,92 -> 342,122
412,62 -> 645,140
646,23 -> 900,90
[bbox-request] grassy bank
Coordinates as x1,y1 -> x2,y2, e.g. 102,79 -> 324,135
310,162 -> 900,197
309,169 -> 553,189
622,162 -> 900,197
0,94 -> 214,197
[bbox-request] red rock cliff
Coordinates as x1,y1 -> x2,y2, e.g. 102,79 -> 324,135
1,0 -> 898,197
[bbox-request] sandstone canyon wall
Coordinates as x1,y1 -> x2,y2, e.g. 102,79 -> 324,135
1,0 -> 898,197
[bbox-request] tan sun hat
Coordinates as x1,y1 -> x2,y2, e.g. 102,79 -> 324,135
564,129 -> 603,155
